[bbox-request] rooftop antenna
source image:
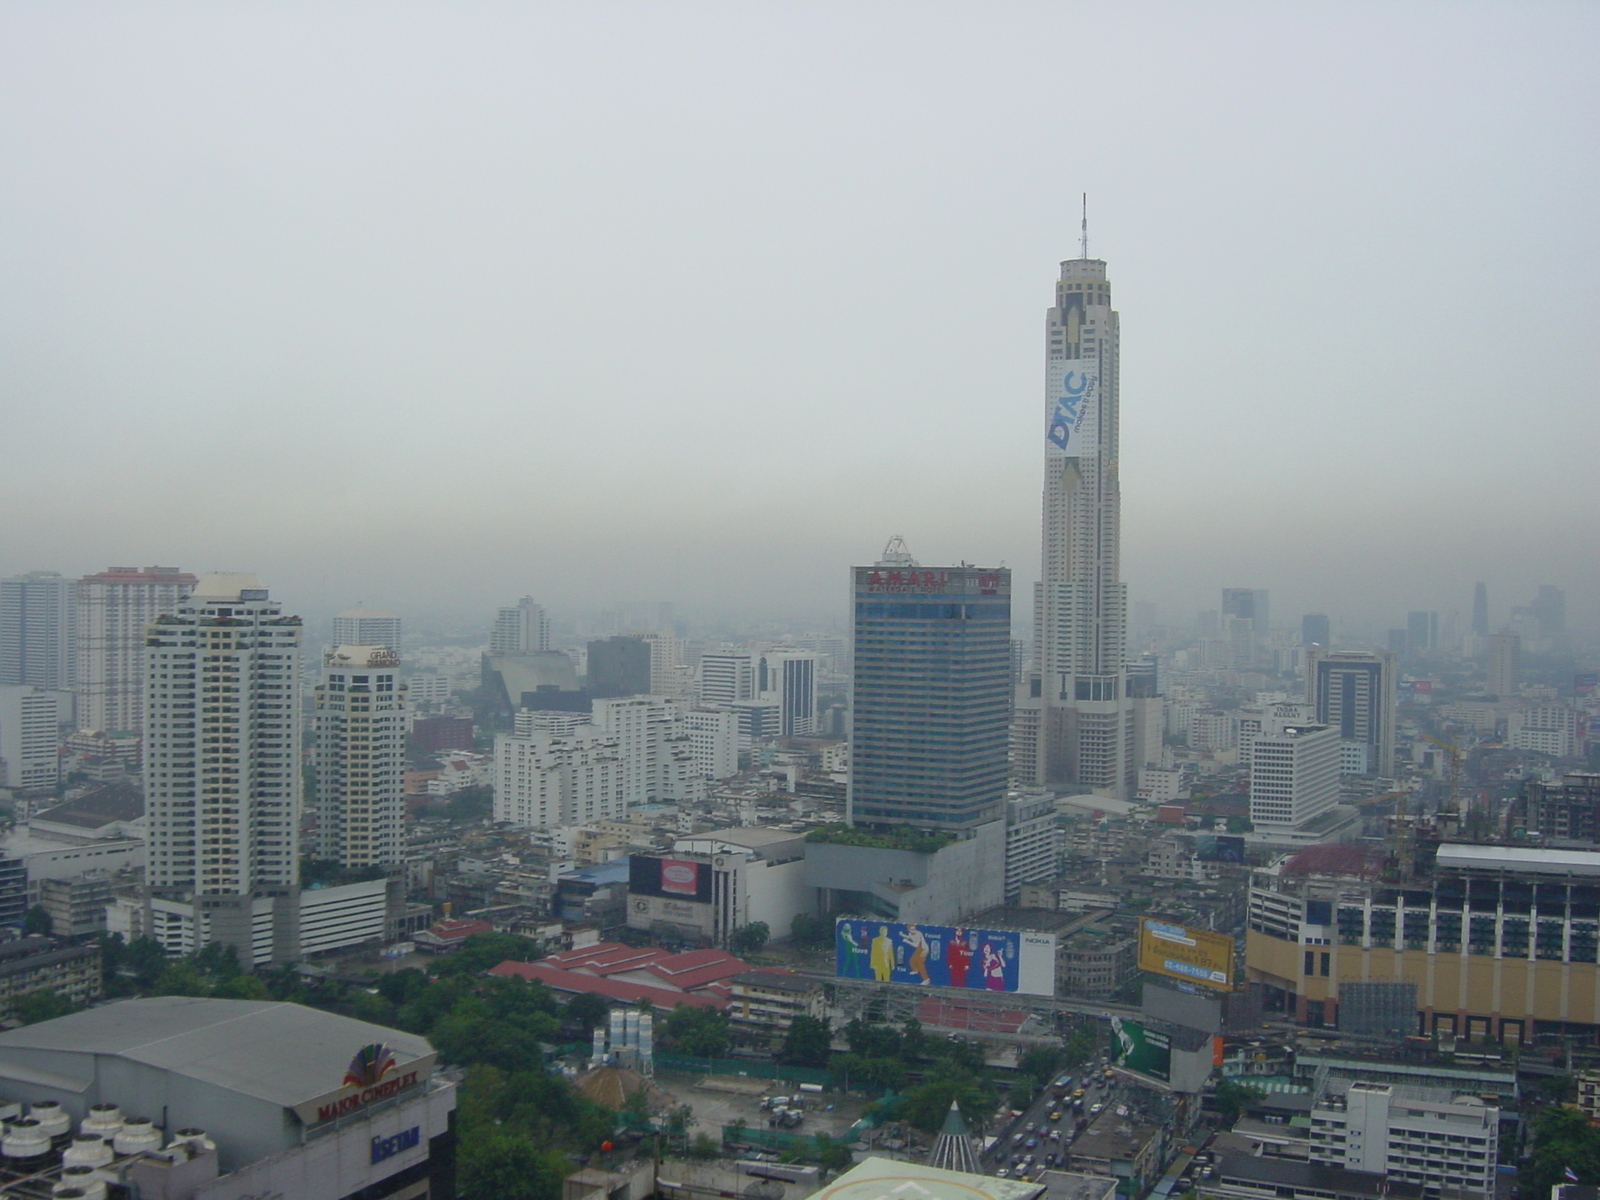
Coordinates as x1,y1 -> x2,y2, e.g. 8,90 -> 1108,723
1079,193 -> 1089,260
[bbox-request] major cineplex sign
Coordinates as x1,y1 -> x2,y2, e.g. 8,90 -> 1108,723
294,1045 -> 439,1125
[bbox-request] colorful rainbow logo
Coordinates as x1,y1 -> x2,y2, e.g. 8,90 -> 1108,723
343,1043 -> 398,1089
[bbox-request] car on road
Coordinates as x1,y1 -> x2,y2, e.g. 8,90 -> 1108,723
995,1168 -> 1009,1179
1089,1103 -> 1104,1116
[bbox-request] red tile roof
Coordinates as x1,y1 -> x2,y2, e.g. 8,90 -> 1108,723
489,960 -> 727,1011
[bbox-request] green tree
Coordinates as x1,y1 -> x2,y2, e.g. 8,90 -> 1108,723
212,973 -> 270,1001
434,932 -> 543,978
21,905 -> 51,937
1526,1105 -> 1600,1198
457,1127 -> 569,1200
152,959 -> 212,997
730,922 -> 770,956
11,989 -> 76,1025
565,992 -> 610,1030
689,1132 -> 721,1160
125,936 -> 169,989
790,913 -> 834,950
812,1131 -> 854,1173
844,1017 -> 902,1059
897,1068 -> 995,1134
1019,1045 -> 1068,1090
1213,1078 -> 1266,1126
662,1003 -> 731,1058
781,1015 -> 833,1068
832,1053 -> 906,1091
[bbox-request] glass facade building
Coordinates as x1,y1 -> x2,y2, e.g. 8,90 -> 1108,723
848,565 -> 1011,830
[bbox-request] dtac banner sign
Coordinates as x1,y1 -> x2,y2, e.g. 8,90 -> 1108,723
1111,1017 -> 1171,1082
834,918 -> 1056,997
1046,358 -> 1098,459
1137,918 -> 1234,991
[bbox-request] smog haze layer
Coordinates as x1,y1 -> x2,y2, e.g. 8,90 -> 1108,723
2,2 -> 1596,635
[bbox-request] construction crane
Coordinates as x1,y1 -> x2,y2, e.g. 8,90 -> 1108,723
1419,731 -> 1465,836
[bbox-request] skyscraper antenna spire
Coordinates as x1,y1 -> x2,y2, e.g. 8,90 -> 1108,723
1079,193 -> 1088,259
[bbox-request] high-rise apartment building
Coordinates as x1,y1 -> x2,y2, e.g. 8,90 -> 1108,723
1306,647 -> 1396,777
313,645 -> 406,868
493,720 -> 623,828
849,559 -> 1011,830
77,566 -> 196,737
0,685 -> 60,793
1486,633 -> 1521,698
1014,254 -> 1155,798
591,695 -> 701,807
331,607 -> 402,653
1301,613 -> 1330,649
0,571 -> 76,691
144,574 -> 301,962
490,596 -> 550,655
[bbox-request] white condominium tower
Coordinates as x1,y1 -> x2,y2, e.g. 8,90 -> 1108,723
144,574 -> 301,961
331,607 -> 402,654
1013,253 -> 1154,798
314,645 -> 406,868
491,596 -> 551,655
78,566 -> 196,737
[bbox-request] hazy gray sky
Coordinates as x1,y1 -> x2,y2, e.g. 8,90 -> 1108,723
3,2 -> 1596,636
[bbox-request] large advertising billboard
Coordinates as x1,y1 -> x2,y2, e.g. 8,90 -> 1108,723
1137,918 -> 1234,992
1111,1017 -> 1171,1081
1045,357 -> 1099,460
629,855 -> 712,903
834,918 -> 1056,997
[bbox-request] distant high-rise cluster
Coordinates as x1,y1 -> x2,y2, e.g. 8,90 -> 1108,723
332,606 -> 402,654
490,596 -> 550,655
77,566 -> 196,737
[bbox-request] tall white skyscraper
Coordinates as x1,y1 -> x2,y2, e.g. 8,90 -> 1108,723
490,597 -> 550,655
0,571 -> 77,691
331,607 -> 402,654
1014,253 -> 1151,798
78,566 -> 196,737
1249,721 -> 1340,829
314,645 -> 406,868
144,574 -> 301,961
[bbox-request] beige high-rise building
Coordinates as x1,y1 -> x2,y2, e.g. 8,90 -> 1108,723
1486,632 -> 1521,698
314,645 -> 406,868
77,566 -> 195,737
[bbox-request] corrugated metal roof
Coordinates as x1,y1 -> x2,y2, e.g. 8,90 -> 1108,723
0,997 -> 433,1109
1435,843 -> 1600,876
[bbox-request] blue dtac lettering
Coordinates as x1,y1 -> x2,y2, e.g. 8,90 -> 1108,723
1047,369 -> 1094,450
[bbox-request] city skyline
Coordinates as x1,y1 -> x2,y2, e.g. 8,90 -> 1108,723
1,5 -> 1597,633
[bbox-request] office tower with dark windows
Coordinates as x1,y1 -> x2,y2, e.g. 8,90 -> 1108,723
1012,252 -> 1158,798
1301,613 -> 1331,648
1471,583 -> 1490,639
1222,588 -> 1270,636
0,571 -> 76,691
144,574 -> 302,962
1305,647 -> 1396,777
849,557 -> 1011,830
587,635 -> 652,698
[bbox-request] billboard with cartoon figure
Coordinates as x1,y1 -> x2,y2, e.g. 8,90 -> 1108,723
833,918 -> 1055,996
